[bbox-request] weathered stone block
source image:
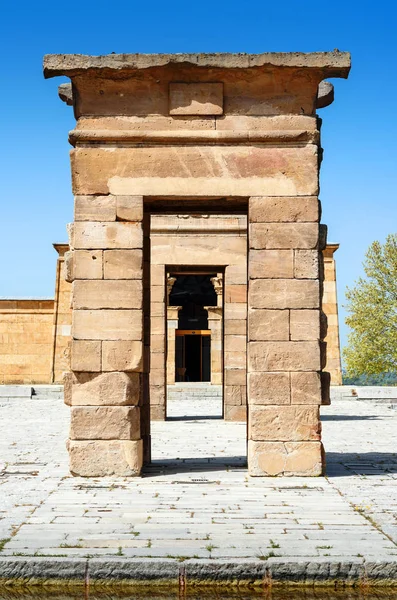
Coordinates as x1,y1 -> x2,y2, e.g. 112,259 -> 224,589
73,280 -> 142,309
225,368 -> 246,385
64,251 -> 74,282
249,250 -> 293,279
151,317 -> 165,335
72,310 -> 142,340
151,302 -> 165,317
75,195 -> 116,221
116,196 -> 143,222
225,351 -> 246,369
151,353 -> 165,370
71,371 -> 140,406
290,310 -> 320,341
149,369 -> 164,386
71,340 -> 101,372
250,279 -> 320,309
150,385 -> 165,405
248,309 -> 289,341
73,250 -> 103,280
226,264 -> 248,285
151,286 -> 165,303
225,319 -> 246,335
225,285 -> 247,303
150,334 -> 165,353
150,405 -> 166,420
102,340 -> 143,372
248,371 -> 290,404
249,341 -> 321,371
290,371 -> 322,404
103,250 -> 143,279
224,303 -> 247,320
64,371 -> 73,406
224,405 -> 247,421
169,83 -> 223,115
248,440 -> 323,476
71,145 -> 318,197
225,335 -> 246,352
250,223 -> 319,249
249,196 -> 319,223
249,405 -> 320,441
68,439 -> 143,476
225,385 -> 244,406
73,222 -> 142,249
70,406 -> 140,440
294,249 -> 319,279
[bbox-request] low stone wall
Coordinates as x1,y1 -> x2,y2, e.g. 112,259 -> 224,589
331,385 -> 397,402
0,299 -> 54,384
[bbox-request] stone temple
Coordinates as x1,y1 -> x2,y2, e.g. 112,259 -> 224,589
0,51 -> 350,477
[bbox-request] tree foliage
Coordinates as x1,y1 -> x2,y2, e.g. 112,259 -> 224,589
343,234 -> 397,376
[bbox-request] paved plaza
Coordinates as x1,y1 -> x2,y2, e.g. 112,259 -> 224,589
1,392 -> 397,564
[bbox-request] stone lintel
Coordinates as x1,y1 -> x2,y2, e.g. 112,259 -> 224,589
43,52 -> 351,79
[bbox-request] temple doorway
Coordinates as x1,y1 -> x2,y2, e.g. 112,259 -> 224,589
166,271 -> 223,419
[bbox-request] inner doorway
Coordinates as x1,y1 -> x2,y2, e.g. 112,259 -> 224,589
176,330 -> 211,382
166,270 -> 223,419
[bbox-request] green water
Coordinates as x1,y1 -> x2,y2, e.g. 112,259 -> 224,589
1,590 -> 397,600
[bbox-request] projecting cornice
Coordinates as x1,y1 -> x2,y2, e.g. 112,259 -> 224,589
44,52 -> 351,78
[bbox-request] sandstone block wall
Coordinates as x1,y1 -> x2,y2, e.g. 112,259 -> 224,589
247,196 -> 329,476
322,244 -> 342,385
64,194 -> 146,476
0,299 -> 54,384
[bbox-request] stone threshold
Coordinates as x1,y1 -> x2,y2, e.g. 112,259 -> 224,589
1,556 -> 397,587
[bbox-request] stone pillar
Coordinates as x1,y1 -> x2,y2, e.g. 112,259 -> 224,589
322,244 -> 342,385
64,194 -> 145,476
247,196 -> 327,477
166,306 -> 180,385
51,243 -> 72,383
224,276 -> 248,422
207,307 -> 222,385
148,266 -> 167,421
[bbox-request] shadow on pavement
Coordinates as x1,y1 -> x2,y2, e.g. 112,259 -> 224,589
321,415 -> 380,421
326,451 -> 397,476
143,456 -> 247,476
166,415 -> 223,421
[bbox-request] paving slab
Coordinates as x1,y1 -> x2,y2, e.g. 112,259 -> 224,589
1,390 -> 397,584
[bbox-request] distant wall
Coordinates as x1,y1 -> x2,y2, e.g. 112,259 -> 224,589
51,244 -> 72,383
322,244 -> 342,385
0,244 -> 72,385
0,299 -> 54,384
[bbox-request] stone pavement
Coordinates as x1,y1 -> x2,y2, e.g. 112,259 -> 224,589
1,391 -> 397,569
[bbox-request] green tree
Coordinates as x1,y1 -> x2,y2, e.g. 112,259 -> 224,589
343,234 -> 397,376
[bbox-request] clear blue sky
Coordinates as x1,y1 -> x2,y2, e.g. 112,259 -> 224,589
1,0 -> 396,351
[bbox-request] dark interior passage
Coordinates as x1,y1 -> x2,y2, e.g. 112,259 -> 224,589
175,333 -> 211,382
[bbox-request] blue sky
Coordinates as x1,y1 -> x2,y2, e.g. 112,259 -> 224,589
0,0 -> 396,351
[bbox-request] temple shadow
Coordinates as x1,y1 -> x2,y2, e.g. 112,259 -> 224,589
326,451 -> 397,477
143,456 -> 247,476
166,415 -> 223,421
321,414 -> 381,421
